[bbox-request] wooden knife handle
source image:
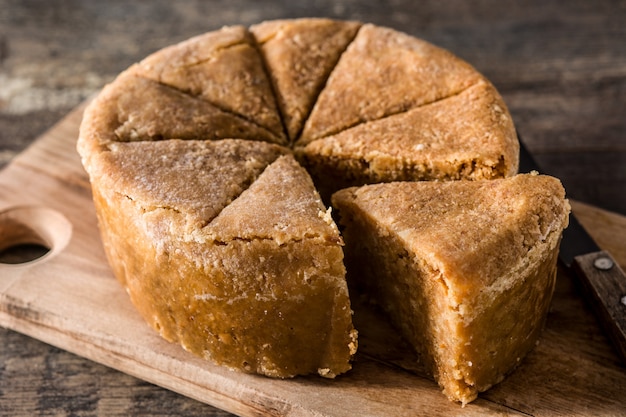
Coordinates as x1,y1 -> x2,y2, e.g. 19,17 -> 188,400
573,250 -> 626,365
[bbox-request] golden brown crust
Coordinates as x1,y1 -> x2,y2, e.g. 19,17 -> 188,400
333,175 -> 569,295
85,139 -> 288,234
298,23 -> 484,144
205,154 -> 343,245
132,26 -> 287,145
332,174 -> 570,404
78,71 -> 285,156
296,81 -> 519,199
251,18 -> 361,142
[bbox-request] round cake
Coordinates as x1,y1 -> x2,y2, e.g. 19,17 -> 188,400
77,18 -> 540,402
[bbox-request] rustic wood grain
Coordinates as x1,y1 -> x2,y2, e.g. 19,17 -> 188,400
1,1 -> 625,415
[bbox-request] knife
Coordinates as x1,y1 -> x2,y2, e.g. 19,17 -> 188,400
518,137 -> 626,364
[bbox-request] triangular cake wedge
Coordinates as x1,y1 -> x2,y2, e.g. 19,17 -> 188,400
332,174 -> 570,404
251,18 -> 361,142
195,155 -> 357,377
78,71 -> 284,156
297,81 -> 519,200
132,25 -> 287,145
298,23 -> 484,144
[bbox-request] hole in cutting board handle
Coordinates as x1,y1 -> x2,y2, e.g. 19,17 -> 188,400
0,206 -> 72,266
0,243 -> 50,264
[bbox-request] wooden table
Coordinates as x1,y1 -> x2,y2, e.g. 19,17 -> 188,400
1,1 -> 625,415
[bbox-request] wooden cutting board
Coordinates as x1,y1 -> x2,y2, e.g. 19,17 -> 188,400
0,102 -> 625,417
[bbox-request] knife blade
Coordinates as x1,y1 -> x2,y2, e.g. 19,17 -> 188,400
518,137 -> 626,364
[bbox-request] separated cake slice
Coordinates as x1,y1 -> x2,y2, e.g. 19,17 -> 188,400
251,18 -> 361,142
133,25 -> 287,145
332,174 -> 570,404
297,81 -> 519,200
298,23 -> 484,144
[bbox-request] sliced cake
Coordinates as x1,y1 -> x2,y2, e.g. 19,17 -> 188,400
298,23 -> 484,144
132,25 -> 287,145
78,71 -> 284,149
332,174 -> 570,404
83,137 -> 356,377
251,18 -> 361,142
296,80 -> 519,199
201,154 -> 357,377
77,19 -> 560,399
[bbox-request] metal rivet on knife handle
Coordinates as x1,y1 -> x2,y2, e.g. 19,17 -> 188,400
594,256 -> 615,271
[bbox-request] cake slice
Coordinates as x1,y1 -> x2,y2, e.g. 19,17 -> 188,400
133,25 -> 287,145
297,81 -> 519,200
78,71 -> 285,151
251,18 -> 361,142
298,23 -> 484,144
199,154 -> 357,377
332,174 -> 570,404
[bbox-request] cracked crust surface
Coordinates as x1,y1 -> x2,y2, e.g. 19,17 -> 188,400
87,139 -> 288,234
78,71 -> 284,153
204,155 -> 343,245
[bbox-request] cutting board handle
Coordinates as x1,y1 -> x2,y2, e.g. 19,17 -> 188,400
0,205 -> 73,267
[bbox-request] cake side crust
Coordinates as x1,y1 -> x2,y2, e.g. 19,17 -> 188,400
90,164 -> 356,379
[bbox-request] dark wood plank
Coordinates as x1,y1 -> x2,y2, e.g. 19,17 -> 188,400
0,327 -> 224,416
